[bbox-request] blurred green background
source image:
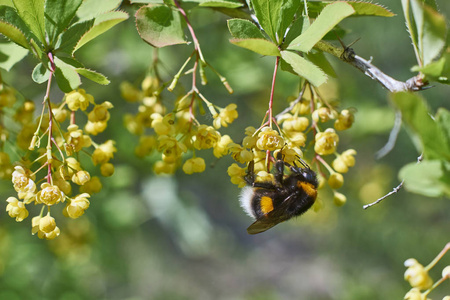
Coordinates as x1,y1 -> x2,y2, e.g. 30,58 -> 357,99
1,1 -> 449,299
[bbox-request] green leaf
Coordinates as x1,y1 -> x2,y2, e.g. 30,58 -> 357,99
229,38 -> 280,56
44,0 -> 82,45
436,108 -> 450,148
76,0 -> 122,22
0,5 -> 39,49
54,57 -> 81,93
31,61 -> 50,83
405,0 -> 447,66
277,0 -> 300,44
0,41 -> 28,70
308,1 -> 394,18
74,11 -> 128,53
12,0 -> 45,43
280,50 -> 327,86
412,49 -> 450,84
75,68 -> 110,85
0,20 -> 30,49
228,18 -> 266,40
251,0 -> 293,44
55,20 -> 94,55
283,16 -> 309,48
199,0 -> 243,8
420,4 -> 446,65
0,0 -> 13,7
304,50 -> 336,78
135,4 -> 186,48
391,92 -> 450,160
399,160 -> 450,197
130,0 -> 164,3
288,2 -> 354,53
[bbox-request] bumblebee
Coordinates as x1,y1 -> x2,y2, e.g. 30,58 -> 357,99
239,154 -> 318,234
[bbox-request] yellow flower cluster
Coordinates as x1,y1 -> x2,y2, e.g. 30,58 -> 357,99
4,87 -> 113,239
403,243 -> 450,300
121,75 -> 239,175
226,83 -> 357,211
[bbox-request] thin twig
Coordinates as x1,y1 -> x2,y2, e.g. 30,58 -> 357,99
363,180 -> 404,209
315,41 -> 430,92
375,110 -> 402,159
275,83 -> 308,119
363,153 -> 423,209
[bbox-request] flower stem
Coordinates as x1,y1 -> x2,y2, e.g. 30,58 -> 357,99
269,56 -> 280,128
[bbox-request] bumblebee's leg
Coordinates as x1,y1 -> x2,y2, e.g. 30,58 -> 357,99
274,152 -> 286,184
244,160 -> 255,185
252,181 -> 277,189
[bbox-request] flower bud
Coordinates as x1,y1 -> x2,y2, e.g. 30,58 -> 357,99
333,192 -> 347,206
328,173 -> 344,189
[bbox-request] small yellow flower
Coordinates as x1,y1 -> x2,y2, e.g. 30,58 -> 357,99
85,120 -> 107,135
290,99 -> 310,115
141,75 -> 160,96
36,183 -> 64,206
52,106 -> 68,123
100,163 -> 115,177
404,259 -> 433,290
35,214 -> 61,240
332,157 -> 348,173
92,140 -> 117,165
153,160 -> 177,175
332,149 -> 357,173
72,170 -> 91,185
39,214 -> 56,233
256,127 -> 284,151
6,197 -> 29,221
333,192 -> 347,206
80,176 -> 102,194
182,157 -> 206,174
66,124 -> 92,153
213,135 -> 233,158
312,107 -> 335,123
229,143 -> 254,164
88,101 -> 113,123
151,113 -> 175,136
227,163 -> 247,188
334,109 -> 355,131
314,128 -> 339,156
328,173 -> 344,189
120,81 -> 142,102
158,135 -> 187,163
65,89 -> 94,111
213,104 -> 238,129
64,193 -> 90,219
341,149 -> 356,167
404,288 -> 428,300
12,166 -> 36,201
242,126 -> 257,149
285,131 -> 306,148
282,115 -> 309,132
255,171 -> 274,184
193,125 -> 221,150
274,147 -> 302,165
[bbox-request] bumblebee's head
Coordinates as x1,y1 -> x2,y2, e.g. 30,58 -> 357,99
289,165 -> 318,187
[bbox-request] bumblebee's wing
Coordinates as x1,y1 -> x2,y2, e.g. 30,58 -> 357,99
247,217 -> 285,234
246,194 -> 294,234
